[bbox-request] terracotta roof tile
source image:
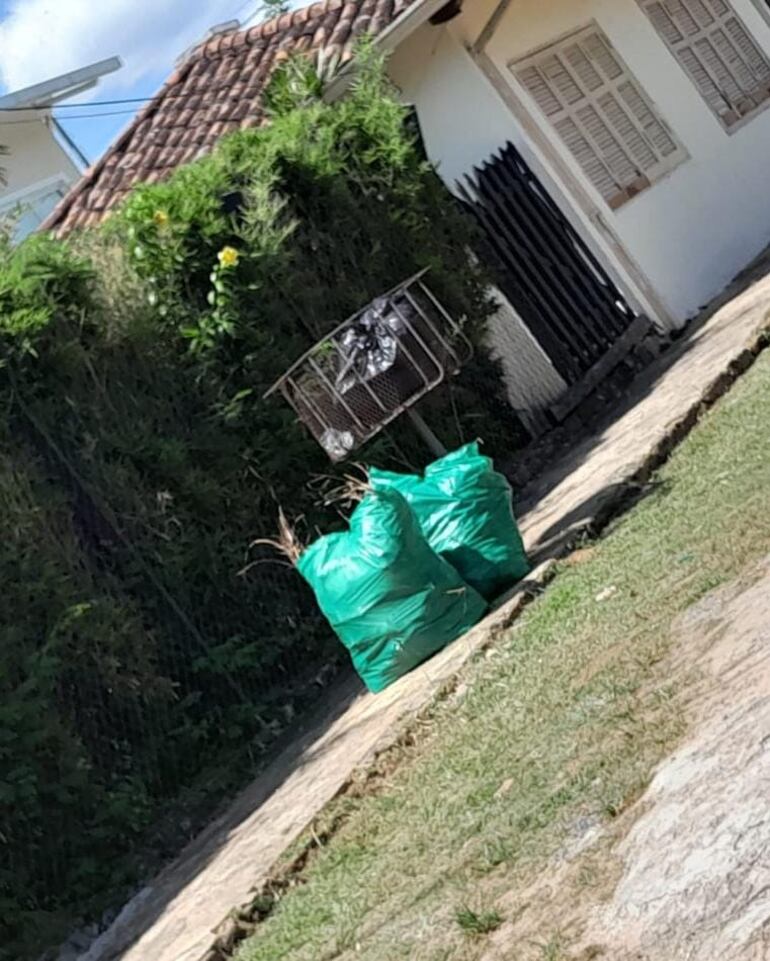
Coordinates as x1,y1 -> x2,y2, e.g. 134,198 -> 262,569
46,0 -> 418,235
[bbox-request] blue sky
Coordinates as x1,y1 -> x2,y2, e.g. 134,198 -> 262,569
0,0 -> 266,162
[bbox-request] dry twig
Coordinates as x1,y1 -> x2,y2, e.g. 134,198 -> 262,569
242,509 -> 305,573
322,464 -> 371,508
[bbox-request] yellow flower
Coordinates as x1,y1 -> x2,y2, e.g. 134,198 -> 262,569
217,246 -> 240,269
152,209 -> 170,228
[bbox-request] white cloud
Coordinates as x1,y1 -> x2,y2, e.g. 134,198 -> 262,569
0,0 -> 249,94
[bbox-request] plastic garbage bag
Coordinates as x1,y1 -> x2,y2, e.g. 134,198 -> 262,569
320,428 -> 355,461
369,442 -> 530,599
335,295 -> 412,395
297,487 -> 487,693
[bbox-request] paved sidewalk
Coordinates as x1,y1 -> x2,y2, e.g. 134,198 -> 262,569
79,265 -> 770,961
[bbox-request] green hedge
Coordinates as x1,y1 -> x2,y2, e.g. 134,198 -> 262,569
0,53 -> 507,959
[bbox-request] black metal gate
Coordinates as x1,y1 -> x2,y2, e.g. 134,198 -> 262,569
457,142 -> 642,390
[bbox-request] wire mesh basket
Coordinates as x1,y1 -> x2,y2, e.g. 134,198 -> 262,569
265,271 -> 472,461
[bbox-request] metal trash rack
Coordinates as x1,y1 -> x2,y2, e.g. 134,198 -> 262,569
264,270 -> 472,461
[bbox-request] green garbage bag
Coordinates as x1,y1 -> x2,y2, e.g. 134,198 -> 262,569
297,487 -> 486,693
369,442 -> 529,599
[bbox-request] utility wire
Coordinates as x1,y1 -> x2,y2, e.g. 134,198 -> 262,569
0,7 -> 292,120
0,65 -> 288,125
1,96 -> 169,111
0,73 -> 275,115
0,8 -> 289,127
0,8 -> 277,114
0,108 -> 142,126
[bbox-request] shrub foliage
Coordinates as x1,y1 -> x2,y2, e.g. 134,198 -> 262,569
0,54 -> 512,958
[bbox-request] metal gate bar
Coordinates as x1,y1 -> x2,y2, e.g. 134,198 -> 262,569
458,142 -> 638,386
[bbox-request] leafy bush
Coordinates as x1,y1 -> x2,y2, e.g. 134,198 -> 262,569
0,232 -> 93,355
0,52 -> 509,959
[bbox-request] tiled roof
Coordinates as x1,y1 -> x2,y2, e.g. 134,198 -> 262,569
46,0 -> 417,234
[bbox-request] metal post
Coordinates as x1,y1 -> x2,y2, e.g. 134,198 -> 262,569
407,408 -> 447,458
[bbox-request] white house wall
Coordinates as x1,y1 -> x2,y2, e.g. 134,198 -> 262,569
749,0 -> 770,28
388,20 -> 623,271
389,25 -> 576,428
387,16 -> 673,328
390,21 -> 516,188
389,0 -> 770,323
0,114 -> 80,201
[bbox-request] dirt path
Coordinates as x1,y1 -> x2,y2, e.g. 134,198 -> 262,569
587,557 -> 770,961
482,557 -> 770,961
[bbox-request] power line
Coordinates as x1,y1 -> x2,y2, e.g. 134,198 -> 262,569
0,7 -> 278,114
1,96 -> 165,112
0,108 -> 141,126
0,7 -> 296,128
0,75 -> 272,125
0,5 -> 299,119
0,70 -> 277,115
0,62 -> 296,126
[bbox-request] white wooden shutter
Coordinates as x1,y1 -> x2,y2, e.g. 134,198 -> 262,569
512,26 -> 685,209
639,0 -> 770,127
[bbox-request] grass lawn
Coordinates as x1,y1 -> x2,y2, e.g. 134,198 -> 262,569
236,350 -> 770,961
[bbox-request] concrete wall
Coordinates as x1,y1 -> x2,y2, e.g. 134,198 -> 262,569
485,285 -> 568,435
388,0 -> 770,323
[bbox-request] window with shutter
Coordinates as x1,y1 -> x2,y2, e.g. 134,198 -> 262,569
511,25 -> 687,210
638,0 -> 770,128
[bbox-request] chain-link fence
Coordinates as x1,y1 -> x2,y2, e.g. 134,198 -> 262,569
1,381 -> 341,961
1,298 -> 530,961
1,71 -> 537,956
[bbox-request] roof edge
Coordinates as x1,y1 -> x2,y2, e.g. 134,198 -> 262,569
0,57 -> 122,110
323,0 -> 443,101
42,0 -> 433,235
41,61 -> 195,235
